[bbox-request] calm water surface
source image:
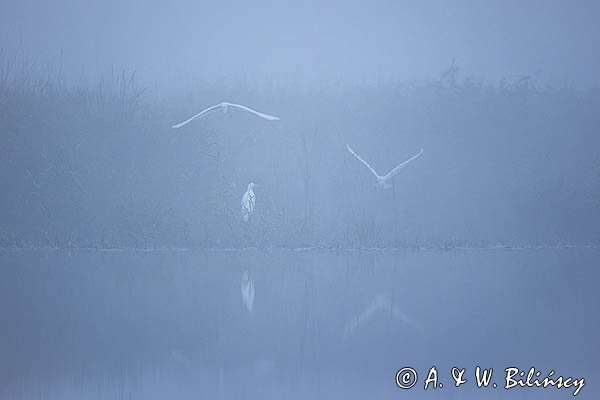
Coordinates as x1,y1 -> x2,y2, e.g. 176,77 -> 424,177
0,248 -> 598,399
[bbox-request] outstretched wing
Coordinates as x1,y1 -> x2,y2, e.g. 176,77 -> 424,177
226,102 -> 280,121
382,149 -> 423,180
346,144 -> 381,179
172,103 -> 223,128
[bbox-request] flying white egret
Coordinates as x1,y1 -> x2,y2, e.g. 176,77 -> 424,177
172,102 -> 280,128
241,183 -> 257,222
346,144 -> 423,189
241,271 -> 255,312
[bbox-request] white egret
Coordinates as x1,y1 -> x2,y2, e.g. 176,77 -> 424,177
346,144 -> 423,189
240,271 -> 255,312
172,102 -> 280,128
241,183 -> 257,222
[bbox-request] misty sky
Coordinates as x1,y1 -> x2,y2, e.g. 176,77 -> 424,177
1,0 -> 599,90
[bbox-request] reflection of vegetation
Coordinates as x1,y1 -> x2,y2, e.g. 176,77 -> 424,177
2,53 -> 600,248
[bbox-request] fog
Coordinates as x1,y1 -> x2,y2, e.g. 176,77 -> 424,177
1,1 -> 599,399
2,67 -> 600,247
2,0 -> 600,91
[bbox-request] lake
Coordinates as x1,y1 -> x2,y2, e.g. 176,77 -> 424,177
0,247 -> 598,399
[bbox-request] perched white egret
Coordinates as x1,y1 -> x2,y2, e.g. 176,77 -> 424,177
172,102 -> 280,128
241,271 -> 255,312
346,144 -> 423,189
241,183 -> 257,222
343,293 -> 422,339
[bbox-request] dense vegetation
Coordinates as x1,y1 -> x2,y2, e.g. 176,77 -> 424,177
2,55 -> 599,248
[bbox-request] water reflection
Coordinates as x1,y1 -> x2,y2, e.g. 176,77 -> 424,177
241,271 -> 255,312
0,248 -> 598,399
342,292 -> 422,340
